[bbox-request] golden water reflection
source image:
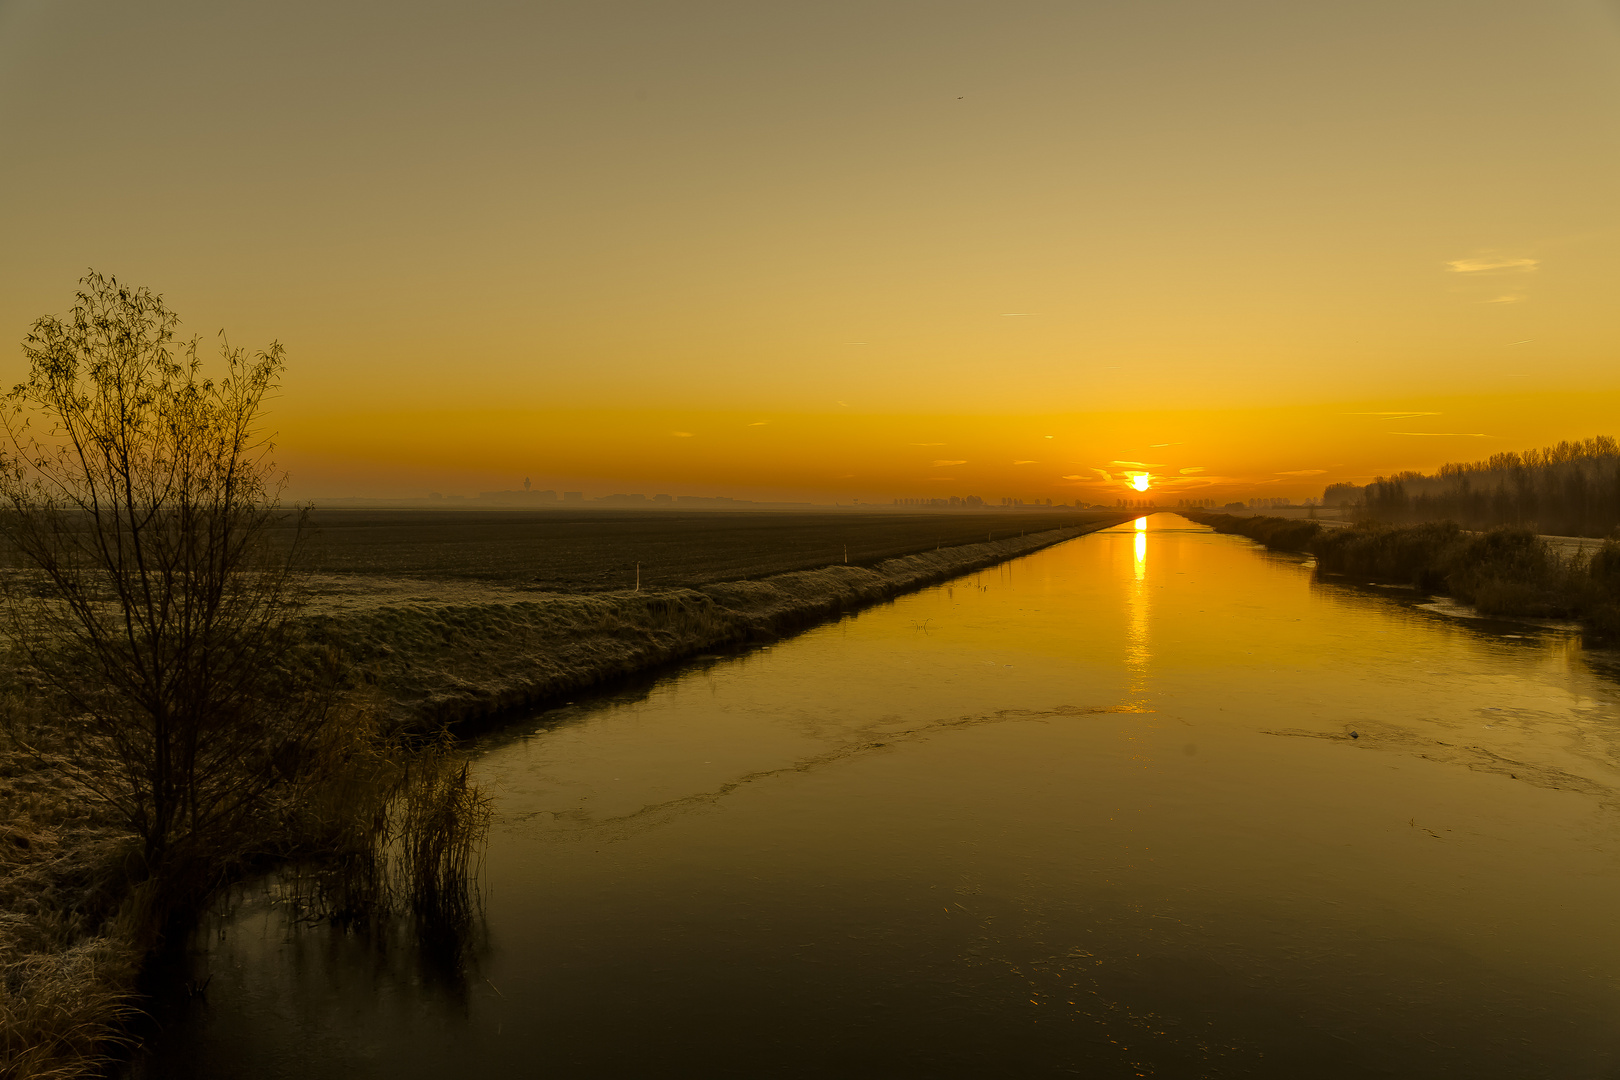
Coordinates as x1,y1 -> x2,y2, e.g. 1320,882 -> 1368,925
1126,516 -> 1151,699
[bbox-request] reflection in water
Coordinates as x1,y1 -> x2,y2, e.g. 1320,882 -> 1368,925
1125,517 -> 1151,703
134,514 -> 1620,1079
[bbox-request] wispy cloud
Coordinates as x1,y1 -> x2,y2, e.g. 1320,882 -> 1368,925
1149,442 -> 1183,448
1091,468 -> 1112,480
931,459 -> 967,467
1486,295 -> 1526,304
1390,431 -> 1492,437
1447,255 -> 1539,274
747,420 -> 770,426
1345,411 -> 1440,420
1111,460 -> 1165,468
671,431 -> 694,438
1012,460 -> 1036,465
909,442 -> 945,446
1179,466 -> 1204,474
1277,469 -> 1326,476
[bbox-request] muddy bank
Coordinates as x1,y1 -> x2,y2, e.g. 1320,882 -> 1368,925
309,521 -> 1129,732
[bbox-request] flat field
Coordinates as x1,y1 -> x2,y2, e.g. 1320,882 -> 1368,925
293,509 -> 1115,591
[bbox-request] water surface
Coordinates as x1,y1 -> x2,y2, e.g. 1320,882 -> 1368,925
135,515 -> 1620,1077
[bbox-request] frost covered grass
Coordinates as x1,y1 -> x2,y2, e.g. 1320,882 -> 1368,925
307,522 -> 1125,731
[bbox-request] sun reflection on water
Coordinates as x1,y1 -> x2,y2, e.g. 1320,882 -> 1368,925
1126,516 -> 1150,702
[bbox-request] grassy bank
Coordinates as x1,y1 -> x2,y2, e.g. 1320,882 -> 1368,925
2,517 -> 1125,1077
310,518 -> 1130,732
1186,512 -> 1620,634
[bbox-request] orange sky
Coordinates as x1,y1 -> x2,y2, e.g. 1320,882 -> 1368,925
3,1 -> 1618,503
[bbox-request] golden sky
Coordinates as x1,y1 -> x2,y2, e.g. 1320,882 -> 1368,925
2,1 -> 1618,503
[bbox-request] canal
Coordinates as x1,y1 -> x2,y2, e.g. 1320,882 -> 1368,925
132,514 -> 1620,1077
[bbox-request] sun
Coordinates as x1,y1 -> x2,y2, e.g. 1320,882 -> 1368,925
1131,474 -> 1151,492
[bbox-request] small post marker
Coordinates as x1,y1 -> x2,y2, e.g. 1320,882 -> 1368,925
635,563 -> 640,591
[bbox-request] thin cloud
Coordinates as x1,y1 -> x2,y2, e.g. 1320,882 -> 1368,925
931,459 -> 967,467
747,420 -> 770,426
1446,255 -> 1538,273
1111,460 -> 1166,468
909,442 -> 945,446
1345,411 -> 1440,420
1091,468 -> 1112,480
1486,295 -> 1526,304
1012,460 -> 1037,465
671,431 -> 694,438
1001,312 -> 1034,317
1062,475 -> 1089,481
1149,442 -> 1183,448
1180,467 -> 1204,474
1277,469 -> 1326,476
1390,431 -> 1492,437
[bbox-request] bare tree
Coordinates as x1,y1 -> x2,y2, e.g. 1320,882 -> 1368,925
0,272 -> 332,867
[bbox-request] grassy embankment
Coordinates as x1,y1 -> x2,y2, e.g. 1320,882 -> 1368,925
2,511 -> 1126,1077
306,512 -> 1131,731
1186,512 -> 1620,634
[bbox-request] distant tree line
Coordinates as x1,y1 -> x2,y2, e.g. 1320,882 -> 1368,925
1331,437 -> 1620,537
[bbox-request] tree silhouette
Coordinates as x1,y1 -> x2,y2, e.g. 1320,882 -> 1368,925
0,272 -> 334,867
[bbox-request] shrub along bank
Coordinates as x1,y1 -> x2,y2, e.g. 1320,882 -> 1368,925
1186,512 -> 1620,635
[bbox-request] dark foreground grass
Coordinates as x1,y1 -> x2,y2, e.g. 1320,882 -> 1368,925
1188,512 -> 1620,634
2,514 -> 1127,1077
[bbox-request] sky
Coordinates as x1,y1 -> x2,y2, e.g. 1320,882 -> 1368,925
2,0 -> 1618,504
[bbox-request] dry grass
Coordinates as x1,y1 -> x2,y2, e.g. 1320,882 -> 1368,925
0,720 -> 142,1080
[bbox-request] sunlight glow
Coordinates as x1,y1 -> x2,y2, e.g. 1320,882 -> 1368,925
1132,474 -> 1151,491
1135,516 -> 1148,531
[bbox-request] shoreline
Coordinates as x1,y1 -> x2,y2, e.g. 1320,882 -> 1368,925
308,517 -> 1135,733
